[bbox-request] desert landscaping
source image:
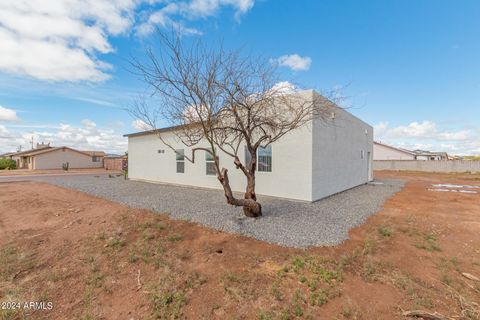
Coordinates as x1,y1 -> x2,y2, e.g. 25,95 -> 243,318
1,170 -> 479,320
1,2 -> 480,320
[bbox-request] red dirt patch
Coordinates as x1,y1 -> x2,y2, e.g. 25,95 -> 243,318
0,171 -> 479,319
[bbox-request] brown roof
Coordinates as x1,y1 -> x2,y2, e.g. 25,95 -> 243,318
0,152 -> 16,158
83,151 -> 106,157
20,146 -> 93,158
9,146 -> 52,157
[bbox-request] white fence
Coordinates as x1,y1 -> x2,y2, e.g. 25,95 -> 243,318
373,160 -> 480,173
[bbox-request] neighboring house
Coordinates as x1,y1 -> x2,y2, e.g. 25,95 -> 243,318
0,152 -> 17,159
104,154 -> 127,171
9,144 -> 53,168
125,90 -> 373,202
412,150 -> 448,161
84,151 -> 106,163
5,146 -> 104,170
373,141 -> 416,160
373,142 -> 449,161
449,155 -> 463,160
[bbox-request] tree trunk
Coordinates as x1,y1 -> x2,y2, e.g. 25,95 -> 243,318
218,168 -> 262,217
243,174 -> 262,217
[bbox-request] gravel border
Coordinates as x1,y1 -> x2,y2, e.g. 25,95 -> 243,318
37,175 -> 404,248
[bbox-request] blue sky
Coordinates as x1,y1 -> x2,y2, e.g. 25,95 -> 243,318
1,0 -> 479,154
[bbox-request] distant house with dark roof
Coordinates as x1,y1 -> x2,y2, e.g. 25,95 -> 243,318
411,150 -> 448,161
3,145 -> 105,170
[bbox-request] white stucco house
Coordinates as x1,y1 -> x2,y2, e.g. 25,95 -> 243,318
373,141 -> 416,160
125,90 -> 373,202
373,141 -> 449,161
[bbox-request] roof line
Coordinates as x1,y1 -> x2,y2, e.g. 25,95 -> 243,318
373,141 -> 415,155
124,89 -> 364,138
20,146 -> 94,158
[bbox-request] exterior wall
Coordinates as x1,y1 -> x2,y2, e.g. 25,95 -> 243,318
373,160 -> 480,173
28,156 -> 34,169
12,156 -> 22,168
312,98 -> 373,201
12,155 -> 27,169
128,90 -> 372,202
33,149 -> 103,170
373,143 -> 415,160
128,124 -> 313,201
11,156 -> 20,169
104,157 -> 126,171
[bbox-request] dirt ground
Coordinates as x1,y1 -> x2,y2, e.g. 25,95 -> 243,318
0,171 -> 479,320
0,168 -> 121,176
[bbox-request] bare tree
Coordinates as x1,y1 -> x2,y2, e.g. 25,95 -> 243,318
130,32 -> 332,217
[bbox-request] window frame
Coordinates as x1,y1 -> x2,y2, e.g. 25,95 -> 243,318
244,145 -> 273,173
205,149 -> 216,175
175,149 -> 185,173
257,145 -> 272,173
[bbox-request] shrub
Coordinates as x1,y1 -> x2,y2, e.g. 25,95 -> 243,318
0,158 -> 16,170
378,226 -> 392,237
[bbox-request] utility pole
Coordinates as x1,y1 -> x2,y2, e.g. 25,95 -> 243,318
30,136 -> 34,149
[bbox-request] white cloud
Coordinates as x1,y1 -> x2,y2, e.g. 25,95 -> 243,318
373,122 -> 388,137
374,120 -> 480,155
270,81 -> 298,94
74,97 -> 118,108
81,119 -> 97,129
138,0 -> 255,36
387,121 -> 437,138
0,106 -> 19,121
272,54 -> 312,71
0,0 -> 138,82
0,125 -> 8,134
0,0 -> 257,82
0,120 -> 127,153
131,119 -> 153,131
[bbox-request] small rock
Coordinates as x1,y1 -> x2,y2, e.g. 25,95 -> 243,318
63,221 -> 74,229
462,272 -> 479,281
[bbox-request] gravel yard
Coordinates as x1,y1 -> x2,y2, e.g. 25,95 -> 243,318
38,175 -> 404,247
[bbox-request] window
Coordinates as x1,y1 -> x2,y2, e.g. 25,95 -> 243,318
245,145 -> 273,172
205,149 -> 216,175
258,145 -> 272,172
176,149 -> 184,173
92,156 -> 100,162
